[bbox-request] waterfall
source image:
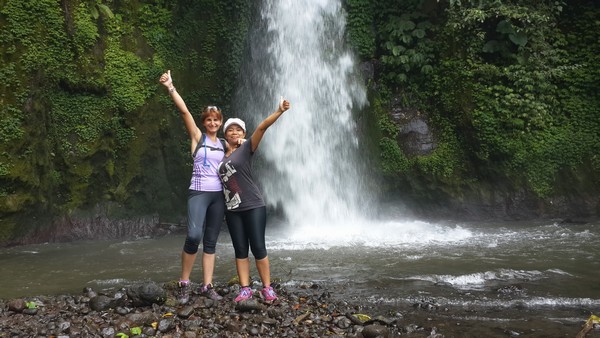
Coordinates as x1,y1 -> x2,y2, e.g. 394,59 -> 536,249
232,0 -> 473,248
233,0 -> 372,240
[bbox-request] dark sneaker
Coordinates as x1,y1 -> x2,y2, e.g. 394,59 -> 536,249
234,286 -> 253,302
261,286 -> 278,301
199,283 -> 223,301
178,280 -> 191,305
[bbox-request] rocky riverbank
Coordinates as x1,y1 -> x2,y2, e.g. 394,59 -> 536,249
0,280 -> 432,338
1,279 -> 598,338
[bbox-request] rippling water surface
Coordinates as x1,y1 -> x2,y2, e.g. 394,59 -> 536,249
2,219 -> 598,318
2,218 -> 599,337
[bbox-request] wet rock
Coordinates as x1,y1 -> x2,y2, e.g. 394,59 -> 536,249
127,282 -> 166,307
413,299 -> 440,311
101,326 -> 116,336
126,310 -> 159,326
115,306 -> 130,315
389,103 -> 436,156
365,315 -> 395,326
235,299 -> 264,312
343,313 -> 360,325
158,317 -> 175,332
178,305 -> 195,318
22,308 -> 38,315
336,316 -> 352,329
405,323 -> 424,334
428,329 -> 444,337
262,317 -> 278,325
505,328 -> 522,336
226,320 -> 244,333
83,286 -> 96,298
362,323 -> 390,338
57,320 -> 71,333
497,285 -> 525,295
197,297 -> 216,308
7,299 -> 26,312
143,326 -> 157,336
89,295 -> 114,311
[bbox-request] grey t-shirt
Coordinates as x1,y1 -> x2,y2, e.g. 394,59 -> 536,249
218,140 -> 265,211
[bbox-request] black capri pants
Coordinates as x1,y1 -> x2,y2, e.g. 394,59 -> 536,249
226,206 -> 268,260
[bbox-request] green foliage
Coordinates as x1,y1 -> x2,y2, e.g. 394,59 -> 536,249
370,90 -> 410,176
73,3 -> 100,56
415,119 -> 465,181
379,137 -> 410,174
1,0 -> 73,80
345,0 -> 376,59
88,1 -> 114,20
0,106 -> 24,143
0,0 -> 253,241
346,0 -> 599,202
378,10 -> 436,85
137,3 -> 172,55
104,47 -> 155,112
437,0 -> 598,198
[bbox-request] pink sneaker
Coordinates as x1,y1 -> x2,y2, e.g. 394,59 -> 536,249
261,286 -> 278,301
234,286 -> 253,302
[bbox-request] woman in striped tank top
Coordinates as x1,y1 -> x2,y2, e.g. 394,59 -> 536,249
160,70 -> 226,304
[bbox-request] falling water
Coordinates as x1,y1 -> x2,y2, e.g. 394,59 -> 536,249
233,0 -> 370,236
232,0 -> 474,247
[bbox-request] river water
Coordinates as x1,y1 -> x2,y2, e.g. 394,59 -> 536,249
2,218 -> 599,335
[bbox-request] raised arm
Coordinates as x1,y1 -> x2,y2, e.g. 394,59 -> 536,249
250,98 -> 291,152
159,70 -> 202,150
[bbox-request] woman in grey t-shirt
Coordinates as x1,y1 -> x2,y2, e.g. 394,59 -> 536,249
218,99 -> 291,302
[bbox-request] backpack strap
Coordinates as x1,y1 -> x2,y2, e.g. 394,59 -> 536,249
192,134 -> 226,158
192,133 -> 206,158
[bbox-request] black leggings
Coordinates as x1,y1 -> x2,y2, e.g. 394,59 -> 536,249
183,190 -> 225,255
226,206 -> 267,260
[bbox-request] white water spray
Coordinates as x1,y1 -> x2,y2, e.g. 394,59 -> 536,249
235,0 -> 368,226
233,0 -> 472,246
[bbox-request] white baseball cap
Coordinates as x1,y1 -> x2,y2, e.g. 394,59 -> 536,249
223,118 -> 246,133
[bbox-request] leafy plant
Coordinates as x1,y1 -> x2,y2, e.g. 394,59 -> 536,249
85,0 -> 114,20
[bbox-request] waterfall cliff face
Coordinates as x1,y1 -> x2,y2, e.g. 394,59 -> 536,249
233,0 -> 371,234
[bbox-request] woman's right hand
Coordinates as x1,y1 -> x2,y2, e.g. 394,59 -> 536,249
159,70 -> 173,88
278,97 -> 291,113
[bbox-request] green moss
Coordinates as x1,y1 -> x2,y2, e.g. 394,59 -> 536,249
2,0 -> 598,242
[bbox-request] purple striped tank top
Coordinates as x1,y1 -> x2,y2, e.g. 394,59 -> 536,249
189,135 -> 225,191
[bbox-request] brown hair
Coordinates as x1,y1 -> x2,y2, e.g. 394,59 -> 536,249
200,106 -> 223,123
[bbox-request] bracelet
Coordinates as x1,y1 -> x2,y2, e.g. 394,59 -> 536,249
168,86 -> 176,93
